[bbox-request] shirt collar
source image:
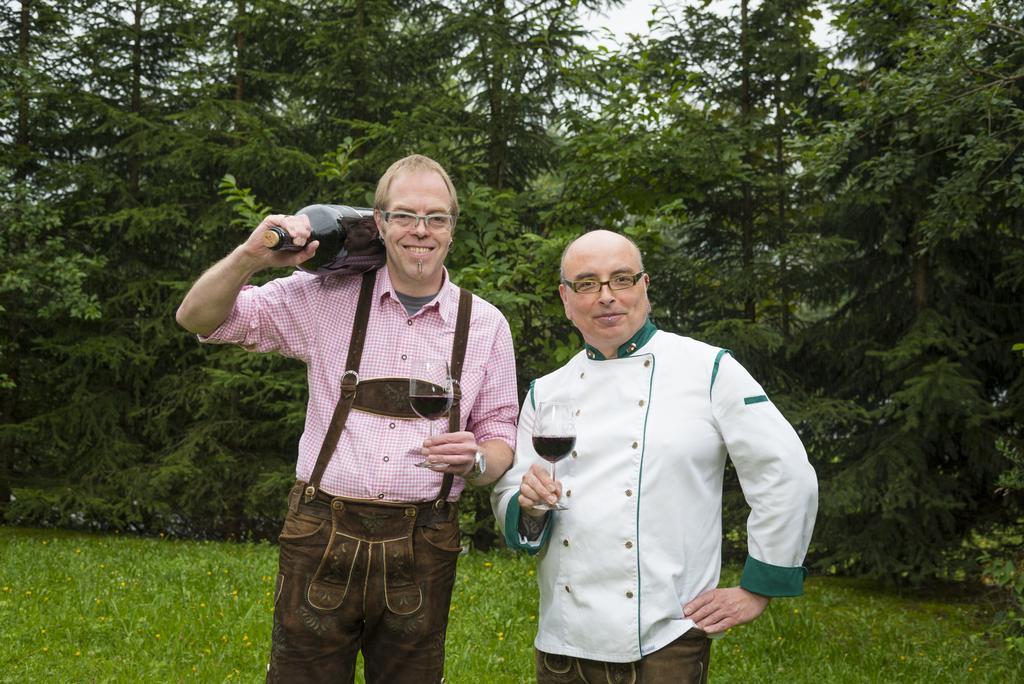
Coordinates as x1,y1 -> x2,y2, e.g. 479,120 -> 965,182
584,319 -> 658,360
377,265 -> 459,324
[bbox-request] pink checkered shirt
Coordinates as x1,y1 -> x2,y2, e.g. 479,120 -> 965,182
201,266 -> 518,502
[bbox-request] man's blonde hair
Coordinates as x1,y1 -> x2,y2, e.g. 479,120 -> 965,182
374,154 -> 460,223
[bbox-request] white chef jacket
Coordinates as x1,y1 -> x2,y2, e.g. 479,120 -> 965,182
491,321 -> 818,662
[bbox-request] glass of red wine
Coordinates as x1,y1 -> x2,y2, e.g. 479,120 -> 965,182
409,359 -> 454,469
531,401 -> 575,511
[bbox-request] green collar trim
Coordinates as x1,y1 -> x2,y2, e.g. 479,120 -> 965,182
584,320 -> 658,360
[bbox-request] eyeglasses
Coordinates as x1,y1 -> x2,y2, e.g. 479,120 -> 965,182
383,211 -> 454,231
561,271 -> 645,294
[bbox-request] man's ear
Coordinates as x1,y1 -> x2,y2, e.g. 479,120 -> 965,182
559,283 -> 572,321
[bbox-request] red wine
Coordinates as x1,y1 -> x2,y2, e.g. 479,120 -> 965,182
410,395 -> 452,420
533,435 -> 575,463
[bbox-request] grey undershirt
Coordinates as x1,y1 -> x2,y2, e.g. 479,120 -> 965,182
394,290 -> 438,317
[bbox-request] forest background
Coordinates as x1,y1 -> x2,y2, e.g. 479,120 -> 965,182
1,0 -> 1023,647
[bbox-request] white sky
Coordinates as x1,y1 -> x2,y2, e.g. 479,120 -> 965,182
580,1 -> 837,49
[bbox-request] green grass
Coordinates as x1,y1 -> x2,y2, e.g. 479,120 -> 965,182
0,526 -> 1020,682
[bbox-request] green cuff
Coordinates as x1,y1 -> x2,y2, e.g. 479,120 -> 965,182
740,556 -> 808,597
503,493 -> 552,555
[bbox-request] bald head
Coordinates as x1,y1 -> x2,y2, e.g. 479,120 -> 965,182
560,230 -> 644,281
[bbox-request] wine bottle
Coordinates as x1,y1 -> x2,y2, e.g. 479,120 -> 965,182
262,204 -> 385,276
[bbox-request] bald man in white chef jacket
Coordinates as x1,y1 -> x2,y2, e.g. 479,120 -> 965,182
491,230 -> 818,683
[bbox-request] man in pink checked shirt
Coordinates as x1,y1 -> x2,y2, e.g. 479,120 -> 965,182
176,154 -> 518,683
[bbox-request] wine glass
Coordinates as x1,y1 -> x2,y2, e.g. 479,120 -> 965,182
531,401 -> 575,511
409,359 -> 454,469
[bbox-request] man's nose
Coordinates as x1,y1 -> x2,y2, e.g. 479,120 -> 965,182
597,282 -> 617,302
413,218 -> 429,237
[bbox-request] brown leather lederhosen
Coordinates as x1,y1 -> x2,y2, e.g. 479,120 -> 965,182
293,267 -> 473,514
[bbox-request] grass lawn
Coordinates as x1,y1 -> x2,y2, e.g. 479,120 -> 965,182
1,525 -> 1021,682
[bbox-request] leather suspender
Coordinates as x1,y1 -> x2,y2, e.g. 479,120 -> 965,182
436,286 -> 473,503
304,270 -> 474,505
304,270 -> 377,502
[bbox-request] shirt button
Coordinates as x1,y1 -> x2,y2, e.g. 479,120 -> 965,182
407,320 -> 413,326
383,456 -> 390,462
638,400 -> 645,407
644,360 -> 651,368
625,489 -> 633,497
631,441 -> 638,449
389,422 -> 396,429
377,493 -> 385,499
626,591 -> 634,598
401,354 -> 407,360
562,539 -> 569,547
625,541 -> 633,549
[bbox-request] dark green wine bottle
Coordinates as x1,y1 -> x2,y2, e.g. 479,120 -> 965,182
262,204 -> 385,276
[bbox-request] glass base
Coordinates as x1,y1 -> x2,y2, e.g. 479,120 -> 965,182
532,501 -> 568,511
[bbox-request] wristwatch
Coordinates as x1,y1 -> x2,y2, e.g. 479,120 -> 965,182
467,450 -> 487,482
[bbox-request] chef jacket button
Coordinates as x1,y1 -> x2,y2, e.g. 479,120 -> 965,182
566,490 -> 572,497
571,450 -> 577,459
562,539 -> 569,547
631,441 -> 638,449
626,591 -> 634,598
627,343 -> 636,352
565,585 -> 572,593
625,541 -> 633,549
575,409 -> 581,416
625,489 -> 633,497
644,360 -> 651,368
580,372 -> 585,379
638,400 -> 645,407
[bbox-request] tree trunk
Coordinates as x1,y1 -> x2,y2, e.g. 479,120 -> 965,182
234,0 -> 246,104
486,0 -> 507,190
128,0 -> 142,196
740,0 -> 755,322
776,102 -> 790,338
15,0 -> 32,180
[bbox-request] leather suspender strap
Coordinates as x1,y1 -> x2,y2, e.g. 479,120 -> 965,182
304,269 -> 378,501
436,287 -> 474,504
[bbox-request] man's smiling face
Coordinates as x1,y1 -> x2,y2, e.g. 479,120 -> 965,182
376,169 -> 454,296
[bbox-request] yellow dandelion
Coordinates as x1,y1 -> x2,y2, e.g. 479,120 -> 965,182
74,651 -> 81,656
41,647 -> 48,653
155,634 -> 161,639
483,562 -> 492,568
